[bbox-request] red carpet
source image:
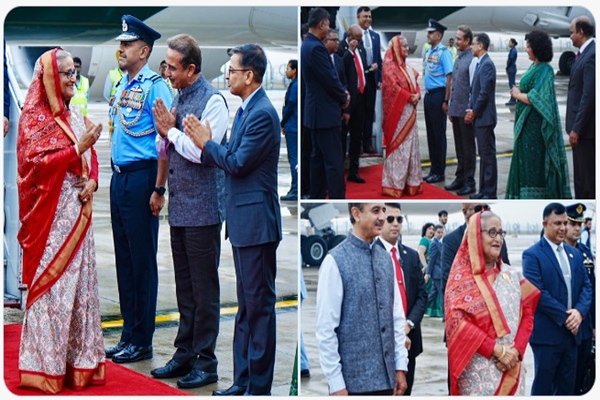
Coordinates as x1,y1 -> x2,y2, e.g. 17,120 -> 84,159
345,164 -> 462,199
3,324 -> 191,396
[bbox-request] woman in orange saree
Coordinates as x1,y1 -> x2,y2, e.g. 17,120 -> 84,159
17,48 -> 105,394
445,211 -> 540,395
381,35 -> 423,198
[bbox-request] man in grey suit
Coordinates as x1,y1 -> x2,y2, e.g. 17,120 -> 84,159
567,16 -> 595,199
151,34 -> 227,388
183,44 -> 282,396
465,33 -> 497,199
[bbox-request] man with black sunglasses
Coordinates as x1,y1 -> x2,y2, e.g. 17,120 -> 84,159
375,203 -> 427,395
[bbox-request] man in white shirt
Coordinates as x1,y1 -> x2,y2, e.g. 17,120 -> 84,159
376,203 -> 427,395
316,202 -> 408,395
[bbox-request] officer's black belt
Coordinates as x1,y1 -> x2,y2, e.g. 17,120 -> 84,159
425,87 -> 445,94
111,159 -> 156,174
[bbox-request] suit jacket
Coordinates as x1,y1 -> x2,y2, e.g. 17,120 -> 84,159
331,53 -> 347,91
566,40 -> 595,139
427,237 -> 442,279
375,238 -> 427,358
468,53 -> 497,128
506,47 -> 517,73
203,87 -> 282,248
338,39 -> 367,113
364,28 -> 382,87
301,32 -> 347,130
522,238 -> 593,346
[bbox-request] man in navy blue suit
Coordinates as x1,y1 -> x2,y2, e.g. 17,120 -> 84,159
465,33 -> 498,199
356,6 -> 381,154
301,7 -> 349,199
523,202 -> 592,395
183,44 -> 282,396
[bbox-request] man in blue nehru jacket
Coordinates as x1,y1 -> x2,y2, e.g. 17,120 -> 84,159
106,15 -> 173,364
316,203 -> 408,395
150,33 -> 228,389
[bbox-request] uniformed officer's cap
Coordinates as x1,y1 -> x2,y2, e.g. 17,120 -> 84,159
116,15 -> 161,47
566,203 -> 586,223
426,19 -> 447,33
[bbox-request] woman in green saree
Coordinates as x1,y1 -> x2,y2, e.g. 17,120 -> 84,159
505,30 -> 571,199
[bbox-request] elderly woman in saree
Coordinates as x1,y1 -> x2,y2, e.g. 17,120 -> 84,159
381,35 -> 423,198
505,30 -> 571,199
445,211 -> 540,395
17,48 -> 104,394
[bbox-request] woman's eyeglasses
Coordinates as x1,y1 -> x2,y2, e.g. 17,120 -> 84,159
481,229 -> 506,238
386,215 -> 404,224
58,70 -> 77,79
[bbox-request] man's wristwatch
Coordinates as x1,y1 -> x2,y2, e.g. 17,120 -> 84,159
407,319 -> 415,329
154,186 -> 166,196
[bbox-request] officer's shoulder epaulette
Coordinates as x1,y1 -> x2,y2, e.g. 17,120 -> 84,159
150,74 -> 162,84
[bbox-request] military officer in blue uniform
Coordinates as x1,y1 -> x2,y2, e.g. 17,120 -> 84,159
105,14 -> 173,364
423,19 -> 453,184
565,203 -> 596,394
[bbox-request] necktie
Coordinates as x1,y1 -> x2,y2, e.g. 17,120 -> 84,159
234,107 -> 243,128
363,30 -> 373,65
557,245 -> 572,309
353,50 -> 365,94
391,247 -> 408,316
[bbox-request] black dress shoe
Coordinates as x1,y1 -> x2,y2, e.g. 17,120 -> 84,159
151,359 -> 193,379
177,369 -> 218,389
347,174 -> 366,183
300,369 -> 311,378
456,184 -> 476,196
444,180 -> 464,191
280,192 -> 298,201
105,341 -> 128,359
469,192 -> 485,199
112,344 -> 153,364
425,174 -> 445,183
213,385 -> 247,396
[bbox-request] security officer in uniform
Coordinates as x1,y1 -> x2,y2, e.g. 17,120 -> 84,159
565,203 -> 595,394
423,19 -> 453,184
71,56 -> 90,116
105,14 -> 173,364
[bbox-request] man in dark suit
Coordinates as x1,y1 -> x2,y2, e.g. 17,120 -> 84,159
376,203 -> 427,395
183,44 -> 282,396
567,16 -> 595,199
338,24 -> 368,184
465,33 -> 497,199
356,6 -> 381,154
504,38 -> 518,106
426,225 -> 444,315
301,7 -> 349,199
564,203 -> 596,394
323,28 -> 347,156
523,203 -> 592,395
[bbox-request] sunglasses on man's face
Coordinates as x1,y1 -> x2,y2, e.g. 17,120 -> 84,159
386,215 -> 403,224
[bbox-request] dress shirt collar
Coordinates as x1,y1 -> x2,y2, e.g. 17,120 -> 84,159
579,37 -> 595,54
241,86 -> 261,111
543,235 -> 563,253
378,237 -> 398,253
